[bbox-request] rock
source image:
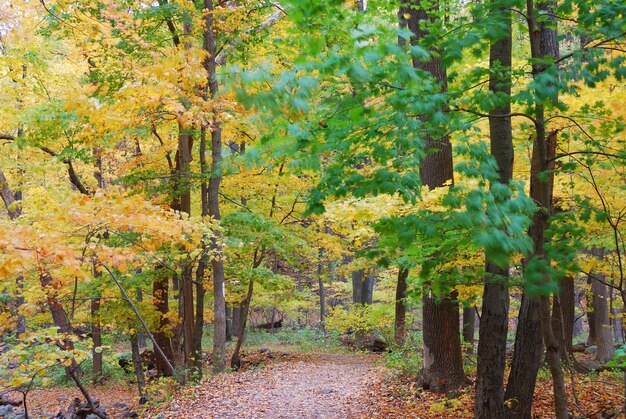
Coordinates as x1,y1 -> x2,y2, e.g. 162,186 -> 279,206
123,412 -> 139,418
86,415 -> 100,419
0,405 -> 14,416
5,409 -> 26,419
584,345 -> 597,354
319,388 -> 333,394
112,402 -> 128,410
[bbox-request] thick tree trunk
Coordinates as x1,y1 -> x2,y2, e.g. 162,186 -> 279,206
203,0 -> 227,374
475,4 -> 513,415
352,269 -> 365,304
400,0 -> 466,393
504,295 -> 543,418
394,267 -> 409,347
421,290 -> 468,392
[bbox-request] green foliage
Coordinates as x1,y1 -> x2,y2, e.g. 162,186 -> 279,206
325,303 -> 393,339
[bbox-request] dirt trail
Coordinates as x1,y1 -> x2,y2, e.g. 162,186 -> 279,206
151,353 -> 384,419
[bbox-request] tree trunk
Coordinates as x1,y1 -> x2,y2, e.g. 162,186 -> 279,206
504,295 -> 543,418
91,297 -> 103,383
203,0 -> 227,374
552,276 -> 574,360
352,269 -> 365,304
130,333 -> 146,399
475,4 -> 513,416
586,274 -> 597,346
194,254 -> 207,375
180,264 -> 195,369
592,272 -> 615,363
232,304 -> 244,338
152,273 -> 174,376
137,289 -> 147,348
231,279 -> 254,369
400,0 -> 466,393
573,286 -> 583,338
421,290 -> 468,392
394,267 -> 409,347
506,1 -> 568,417
318,250 -> 326,328
462,306 -> 475,353
0,167 -> 21,219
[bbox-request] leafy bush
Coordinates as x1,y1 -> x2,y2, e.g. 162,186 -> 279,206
325,303 -> 394,338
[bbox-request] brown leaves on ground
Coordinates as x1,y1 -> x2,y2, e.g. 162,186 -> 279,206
7,383 -> 140,418
149,353 -> 385,419
365,369 -> 625,418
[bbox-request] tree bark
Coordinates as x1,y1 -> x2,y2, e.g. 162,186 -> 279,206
352,269 -> 365,304
506,1 -> 568,416
152,273 -> 174,376
130,333 -> 146,399
586,273 -> 597,346
0,167 -> 21,219
231,279 -> 254,369
462,306 -> 475,353
91,297 -> 103,382
318,249 -> 326,328
400,0 -> 466,393
203,0 -> 227,373
475,5 -> 513,415
394,267 -> 409,347
552,276 -> 575,360
592,271 -> 615,363
421,290 -> 468,392
504,295 -> 543,418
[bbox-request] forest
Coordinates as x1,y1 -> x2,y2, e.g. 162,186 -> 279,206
0,0 -> 625,418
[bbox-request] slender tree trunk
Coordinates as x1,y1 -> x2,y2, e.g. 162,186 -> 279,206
552,276 -> 574,360
231,279 -> 254,368
318,249 -> 326,329
152,273 -> 174,376
475,5 -> 513,416
394,267 -> 409,347
592,271 -> 615,363
0,167 -> 25,334
180,264 -> 195,369
586,274 -> 597,345
91,296 -> 103,382
401,0 -> 467,393
507,1 -> 568,416
462,306 -> 475,354
0,167 -> 21,219
137,289 -> 147,348
203,0 -> 226,373
130,333 -> 146,399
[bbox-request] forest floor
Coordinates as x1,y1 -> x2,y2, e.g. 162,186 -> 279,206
148,352 -> 386,418
10,350 -> 625,418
